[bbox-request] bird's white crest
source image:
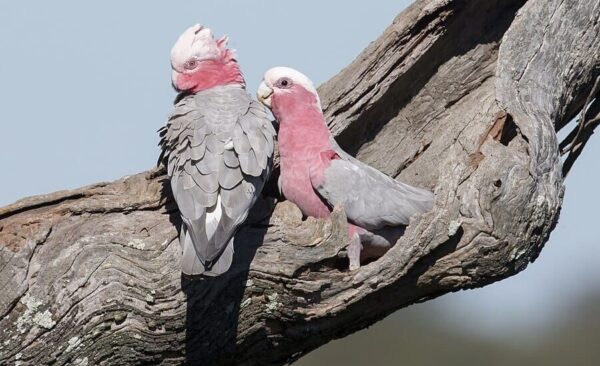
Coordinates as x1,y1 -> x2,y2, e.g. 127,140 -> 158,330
170,24 -> 221,71
261,67 -> 321,109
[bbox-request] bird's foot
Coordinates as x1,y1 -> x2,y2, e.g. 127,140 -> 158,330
347,234 -> 362,271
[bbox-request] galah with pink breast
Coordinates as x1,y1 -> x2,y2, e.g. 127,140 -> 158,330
159,25 -> 275,276
257,67 -> 433,269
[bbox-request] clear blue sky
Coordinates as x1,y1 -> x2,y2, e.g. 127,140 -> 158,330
1,0 -> 599,346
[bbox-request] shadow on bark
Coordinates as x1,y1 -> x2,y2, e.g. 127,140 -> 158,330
1,0 -> 600,365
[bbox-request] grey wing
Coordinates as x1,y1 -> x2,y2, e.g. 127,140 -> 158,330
312,140 -> 434,230
163,98 -> 221,273
232,101 -> 275,177
221,99 -> 275,229
161,91 -> 275,275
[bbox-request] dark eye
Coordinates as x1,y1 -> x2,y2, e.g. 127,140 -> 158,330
183,59 -> 199,70
277,78 -> 292,88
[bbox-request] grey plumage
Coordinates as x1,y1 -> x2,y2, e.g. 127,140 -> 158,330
159,85 -> 275,276
314,137 -> 434,250
317,159 -> 433,229
329,138 -> 432,226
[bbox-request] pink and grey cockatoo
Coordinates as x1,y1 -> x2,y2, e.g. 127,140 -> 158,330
158,25 -> 275,276
257,67 -> 433,269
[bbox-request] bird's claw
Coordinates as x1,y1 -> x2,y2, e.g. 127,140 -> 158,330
347,235 -> 362,271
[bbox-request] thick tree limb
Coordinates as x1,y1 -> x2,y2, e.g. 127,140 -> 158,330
1,0 -> 599,365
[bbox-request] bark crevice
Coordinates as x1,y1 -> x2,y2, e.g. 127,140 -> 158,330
1,0 -> 599,365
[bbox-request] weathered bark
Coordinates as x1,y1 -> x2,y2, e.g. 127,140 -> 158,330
1,0 -> 599,365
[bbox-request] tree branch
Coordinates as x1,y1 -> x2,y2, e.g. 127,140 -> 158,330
1,0 -> 599,365
560,76 -> 600,176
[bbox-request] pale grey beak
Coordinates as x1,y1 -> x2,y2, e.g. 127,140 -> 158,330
257,81 -> 273,108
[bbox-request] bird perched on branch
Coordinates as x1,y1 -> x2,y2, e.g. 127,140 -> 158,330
159,25 -> 275,276
257,67 -> 433,269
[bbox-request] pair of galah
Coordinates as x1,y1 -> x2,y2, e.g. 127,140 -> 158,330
159,25 -> 434,276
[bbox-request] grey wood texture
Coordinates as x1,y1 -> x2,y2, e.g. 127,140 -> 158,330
1,0 -> 599,365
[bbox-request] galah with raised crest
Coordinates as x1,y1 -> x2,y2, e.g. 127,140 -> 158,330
158,25 -> 275,276
257,67 -> 433,269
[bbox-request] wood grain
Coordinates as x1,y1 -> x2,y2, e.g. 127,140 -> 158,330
1,0 -> 599,365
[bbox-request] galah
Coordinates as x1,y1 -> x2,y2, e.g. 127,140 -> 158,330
257,67 -> 433,269
158,25 -> 275,276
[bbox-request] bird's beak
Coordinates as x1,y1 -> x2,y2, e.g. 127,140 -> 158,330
257,81 -> 273,108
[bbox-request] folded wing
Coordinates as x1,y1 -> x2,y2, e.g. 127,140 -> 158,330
159,88 -> 275,275
310,139 -> 433,230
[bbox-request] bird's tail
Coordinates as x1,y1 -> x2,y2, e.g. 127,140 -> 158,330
180,228 -> 235,276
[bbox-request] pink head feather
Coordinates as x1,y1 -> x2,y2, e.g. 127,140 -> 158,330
259,67 -> 328,144
257,67 -> 334,219
170,24 -> 244,93
259,67 -> 333,161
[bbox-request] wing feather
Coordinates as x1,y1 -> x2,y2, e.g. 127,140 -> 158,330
311,144 -> 433,230
159,87 -> 275,275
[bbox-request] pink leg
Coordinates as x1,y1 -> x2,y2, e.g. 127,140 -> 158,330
347,224 -> 364,270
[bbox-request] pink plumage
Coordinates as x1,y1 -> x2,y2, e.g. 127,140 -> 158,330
170,24 -> 244,93
275,86 -> 333,219
258,67 -> 434,269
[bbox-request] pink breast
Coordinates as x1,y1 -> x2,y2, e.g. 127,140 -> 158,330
280,159 -> 331,219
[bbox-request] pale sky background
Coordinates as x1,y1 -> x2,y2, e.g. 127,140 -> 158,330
1,0 -> 599,357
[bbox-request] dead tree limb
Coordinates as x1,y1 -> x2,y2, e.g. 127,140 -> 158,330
1,0 -> 599,365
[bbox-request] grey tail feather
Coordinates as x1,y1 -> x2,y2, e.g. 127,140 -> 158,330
180,232 -> 235,276
203,238 -> 235,277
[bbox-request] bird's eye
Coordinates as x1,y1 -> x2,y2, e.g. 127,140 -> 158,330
183,59 -> 199,70
277,78 -> 292,88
